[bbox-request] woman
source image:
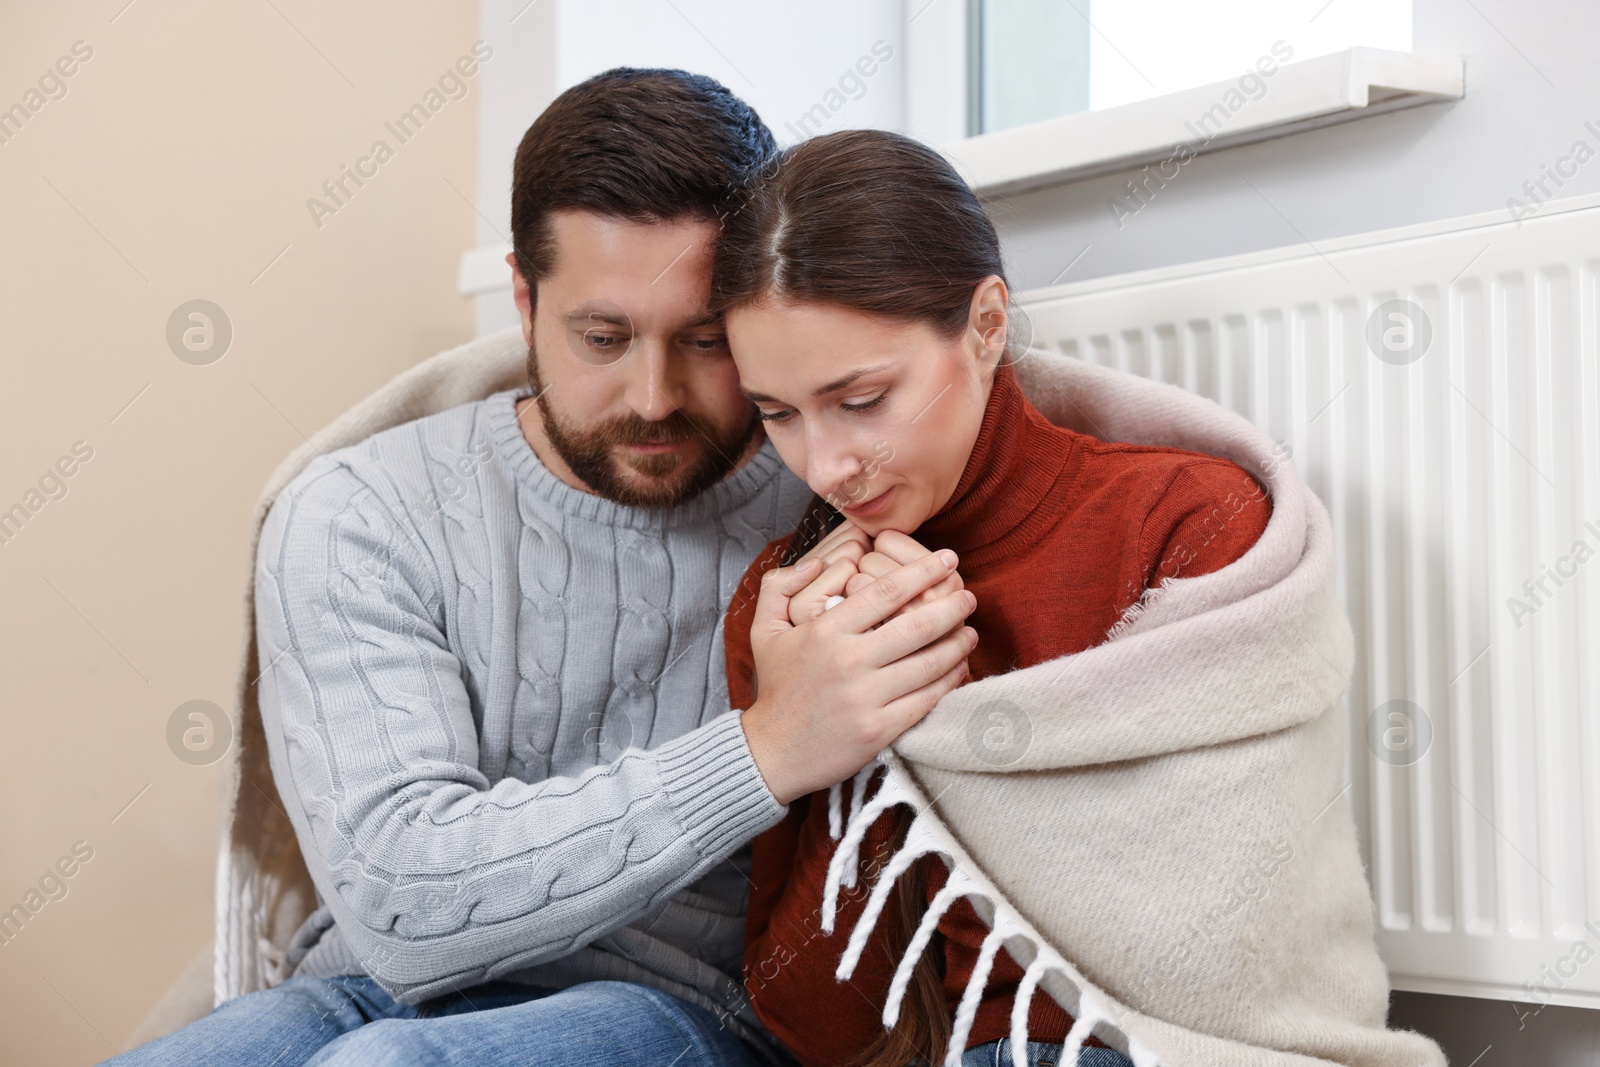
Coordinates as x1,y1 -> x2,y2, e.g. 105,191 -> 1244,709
713,130 -> 1271,1067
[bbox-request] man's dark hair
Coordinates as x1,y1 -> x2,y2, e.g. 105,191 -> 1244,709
510,68 -> 775,295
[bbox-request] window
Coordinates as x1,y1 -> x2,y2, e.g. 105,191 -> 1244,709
966,0 -> 1413,136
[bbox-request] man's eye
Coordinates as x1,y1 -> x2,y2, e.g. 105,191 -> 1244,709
687,336 -> 730,353
585,334 -> 627,350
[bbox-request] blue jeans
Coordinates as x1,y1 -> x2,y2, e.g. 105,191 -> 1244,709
960,1037 -> 1135,1067
101,974 -> 765,1067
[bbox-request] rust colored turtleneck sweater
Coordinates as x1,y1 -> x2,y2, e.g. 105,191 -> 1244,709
726,361 -> 1272,1067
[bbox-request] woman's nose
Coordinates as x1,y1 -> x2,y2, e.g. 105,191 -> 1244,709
808,441 -> 867,503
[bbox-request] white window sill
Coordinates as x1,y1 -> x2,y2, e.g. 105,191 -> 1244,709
946,47 -> 1463,198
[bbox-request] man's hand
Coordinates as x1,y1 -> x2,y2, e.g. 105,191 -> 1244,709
741,550 -> 978,805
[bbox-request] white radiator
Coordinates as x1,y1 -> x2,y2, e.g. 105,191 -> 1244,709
1015,193 -> 1600,1009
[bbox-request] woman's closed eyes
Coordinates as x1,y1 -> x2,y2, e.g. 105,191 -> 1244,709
756,391 -> 889,424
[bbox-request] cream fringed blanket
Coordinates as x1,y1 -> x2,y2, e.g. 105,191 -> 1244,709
817,350 -> 1447,1067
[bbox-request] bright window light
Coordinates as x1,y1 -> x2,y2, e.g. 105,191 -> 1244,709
976,0 -> 1413,134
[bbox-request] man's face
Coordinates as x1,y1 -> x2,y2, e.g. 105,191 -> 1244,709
510,210 -> 759,509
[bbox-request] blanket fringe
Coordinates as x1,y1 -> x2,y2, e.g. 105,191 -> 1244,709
1061,995 -> 1107,1063
847,762 -> 876,832
821,758 -> 1163,1067
821,763 -> 916,935
831,761 -> 884,890
883,874 -> 970,1028
837,825 -> 935,984
946,920 -> 1014,1066
1011,955 -> 1051,1067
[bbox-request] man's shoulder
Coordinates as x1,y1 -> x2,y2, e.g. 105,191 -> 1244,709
269,389 -> 517,532
337,387 -> 513,471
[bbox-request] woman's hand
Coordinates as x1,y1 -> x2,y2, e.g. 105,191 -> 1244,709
787,521 -> 871,623
845,530 -> 967,610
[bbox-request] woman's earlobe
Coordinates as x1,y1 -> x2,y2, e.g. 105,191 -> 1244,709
962,276 -> 1011,374
976,320 -> 1008,370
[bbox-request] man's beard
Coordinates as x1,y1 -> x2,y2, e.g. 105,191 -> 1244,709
527,345 -> 758,510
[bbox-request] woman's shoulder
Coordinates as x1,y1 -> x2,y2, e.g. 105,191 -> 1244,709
1073,432 -> 1263,487
1016,388 -> 1265,502
1067,432 -> 1267,513
1056,434 -> 1273,582
1133,452 -> 1272,582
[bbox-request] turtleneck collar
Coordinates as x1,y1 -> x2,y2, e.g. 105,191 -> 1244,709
914,359 -> 1079,569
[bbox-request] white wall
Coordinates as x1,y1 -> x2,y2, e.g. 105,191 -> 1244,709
554,0 -> 904,147
473,0 -> 906,334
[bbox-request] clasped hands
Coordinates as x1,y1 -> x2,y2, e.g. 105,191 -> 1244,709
785,523 -> 970,626
739,520 -> 978,806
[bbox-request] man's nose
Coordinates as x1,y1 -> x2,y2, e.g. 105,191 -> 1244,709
620,340 -> 684,421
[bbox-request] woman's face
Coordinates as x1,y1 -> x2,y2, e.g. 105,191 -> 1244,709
726,283 -> 1007,537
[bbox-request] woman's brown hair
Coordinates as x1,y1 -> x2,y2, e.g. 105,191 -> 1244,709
712,129 -> 1010,1067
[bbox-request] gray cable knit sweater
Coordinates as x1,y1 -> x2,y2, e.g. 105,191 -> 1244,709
253,383 -> 812,1059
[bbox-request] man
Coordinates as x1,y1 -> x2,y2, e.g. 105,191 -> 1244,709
103,68 -> 974,1067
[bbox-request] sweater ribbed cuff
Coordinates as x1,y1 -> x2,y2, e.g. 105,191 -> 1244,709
655,710 -> 787,859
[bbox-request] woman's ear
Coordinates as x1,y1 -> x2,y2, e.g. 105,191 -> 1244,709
967,275 -> 1010,375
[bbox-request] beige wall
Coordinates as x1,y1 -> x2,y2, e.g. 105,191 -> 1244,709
0,2 -> 479,1061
